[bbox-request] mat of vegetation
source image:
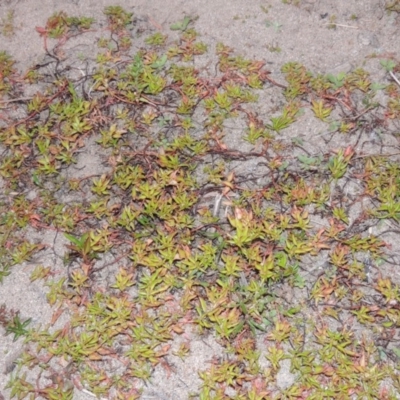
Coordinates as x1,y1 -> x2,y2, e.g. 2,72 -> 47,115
1,6 -> 400,400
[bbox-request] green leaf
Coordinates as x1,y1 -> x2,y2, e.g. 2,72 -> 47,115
170,16 -> 191,31
326,72 -> 345,88
370,82 -> 386,91
6,315 -> 32,341
391,347 -> 400,358
380,59 -> 396,72
311,100 -> 332,121
64,232 -> 82,247
151,54 -> 168,69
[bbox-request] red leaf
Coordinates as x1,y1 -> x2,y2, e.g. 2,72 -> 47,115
35,26 -> 48,36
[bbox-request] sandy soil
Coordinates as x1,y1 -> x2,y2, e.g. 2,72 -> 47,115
0,0 -> 399,399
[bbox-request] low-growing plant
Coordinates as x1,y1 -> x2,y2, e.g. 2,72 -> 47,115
0,10 -> 15,37
1,8 -> 400,400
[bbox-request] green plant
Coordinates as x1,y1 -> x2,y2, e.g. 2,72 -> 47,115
268,102 -> 299,132
265,20 -> 282,31
43,12 -> 94,39
64,232 -> 99,264
0,10 -> 15,37
386,0 -> 400,12
2,310 -> 32,342
381,59 -> 397,72
1,11 -> 400,400
170,16 -> 192,31
327,14 -> 337,29
0,51 -> 15,94
145,32 -> 167,46
104,6 -> 133,31
327,147 -> 354,180
311,99 -> 333,121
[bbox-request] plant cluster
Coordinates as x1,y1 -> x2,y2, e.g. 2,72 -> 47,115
1,6 -> 400,400
386,0 -> 400,12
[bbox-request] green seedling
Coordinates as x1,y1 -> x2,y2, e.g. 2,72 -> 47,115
328,153 -> 347,179
227,208 -> 264,248
297,154 -> 322,170
0,50 -> 15,94
44,12 -> 69,38
167,28 -> 207,61
244,123 -> 268,143
311,99 -> 333,121
98,124 -> 126,147
326,72 -> 346,88
213,90 -> 232,110
265,345 -> 286,370
281,61 -> 311,99
332,207 -> 349,224
64,232 -> 98,263
0,10 -> 15,37
104,6 -> 133,31
265,20 -> 282,31
6,374 -> 35,399
351,305 -> 375,324
5,313 -> 32,342
111,268 -> 135,291
170,16 -> 192,31
44,12 -> 94,39
268,103 -> 299,132
282,0 -> 301,5
375,197 -> 400,221
145,32 -> 167,46
327,146 -> 354,180
91,174 -> 111,196
267,43 -> 282,53
11,241 -> 42,264
327,14 -> 337,29
30,265 -> 52,282
381,59 -> 397,72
